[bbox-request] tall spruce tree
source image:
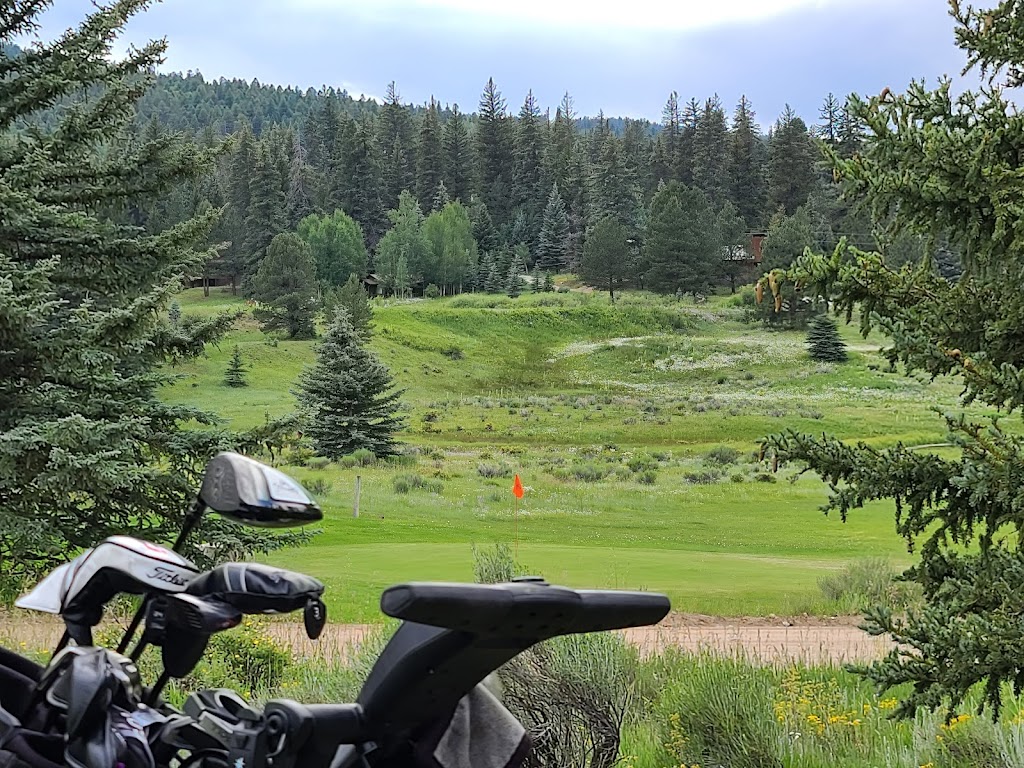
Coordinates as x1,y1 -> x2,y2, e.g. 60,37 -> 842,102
345,118 -> 387,248
285,132 -> 315,229
475,78 -> 514,230
768,105 -> 817,215
0,0 -> 304,578
512,90 -> 545,251
379,82 -> 415,209
536,183 -> 570,272
295,308 -> 405,459
692,96 -> 731,207
762,1 -> 1024,719
442,104 -> 473,203
243,143 -> 287,284
416,98 -> 444,211
730,95 -> 767,228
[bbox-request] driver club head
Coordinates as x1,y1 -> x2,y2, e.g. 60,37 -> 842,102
199,452 -> 323,528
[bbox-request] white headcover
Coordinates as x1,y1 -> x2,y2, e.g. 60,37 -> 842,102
16,536 -> 198,614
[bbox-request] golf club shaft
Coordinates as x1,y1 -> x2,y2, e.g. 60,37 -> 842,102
117,498 -> 207,654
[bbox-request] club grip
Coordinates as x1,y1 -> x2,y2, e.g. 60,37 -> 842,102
379,580 -> 669,636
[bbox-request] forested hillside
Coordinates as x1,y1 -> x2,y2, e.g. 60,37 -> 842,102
6,39 -> 945,303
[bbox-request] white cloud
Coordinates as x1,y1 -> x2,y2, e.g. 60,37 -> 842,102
286,0 -> 864,31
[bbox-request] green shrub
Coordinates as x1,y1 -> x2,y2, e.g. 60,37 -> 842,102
682,468 -> 722,485
637,470 -> 657,485
472,542 -> 525,584
627,453 -> 659,473
304,477 -> 332,496
817,558 -> 921,612
392,473 -> 443,494
350,448 -> 376,466
656,653 -> 782,768
571,463 -> 608,482
704,445 -> 741,466
308,456 -> 330,470
477,462 -> 512,479
424,283 -> 441,299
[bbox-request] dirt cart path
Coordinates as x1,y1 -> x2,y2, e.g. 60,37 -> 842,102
266,613 -> 893,665
0,613 -> 892,665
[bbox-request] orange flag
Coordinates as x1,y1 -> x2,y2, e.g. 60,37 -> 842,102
512,474 -> 524,499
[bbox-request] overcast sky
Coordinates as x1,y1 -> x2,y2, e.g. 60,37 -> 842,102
26,0 -> 968,126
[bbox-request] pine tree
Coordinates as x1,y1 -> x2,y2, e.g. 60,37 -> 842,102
543,272 -> 555,292
512,90 -> 545,252
168,301 -> 182,327
222,121 -> 257,293
345,118 -> 387,248
644,182 -> 719,295
816,93 -> 842,145
224,346 -> 249,387
480,252 -> 501,294
762,9 -> 1024,717
505,247 -> 527,298
416,98 -> 444,210
661,92 -> 682,182
334,273 -> 373,339
285,132 -> 315,229
536,183 -> 570,272
476,78 -> 514,230
380,82 -> 415,209
581,217 -> 629,303
589,138 -> 639,231
295,309 -> 405,459
470,200 -> 499,253
692,96 -> 731,207
805,315 -> 847,362
431,180 -> 451,212
768,105 -> 817,215
253,233 -> 318,338
730,96 -> 767,228
530,265 -> 542,292
443,104 -> 473,203
243,143 -> 287,283
0,1 -> 304,578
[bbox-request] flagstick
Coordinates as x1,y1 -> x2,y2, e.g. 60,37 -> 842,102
514,495 -> 519,559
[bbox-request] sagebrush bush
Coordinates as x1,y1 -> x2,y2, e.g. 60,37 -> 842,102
392,473 -> 443,494
704,445 -> 741,466
477,462 -> 512,478
817,558 -> 921,612
304,477 -> 332,496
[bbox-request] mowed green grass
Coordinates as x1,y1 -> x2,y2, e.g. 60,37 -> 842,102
165,288 -> 980,622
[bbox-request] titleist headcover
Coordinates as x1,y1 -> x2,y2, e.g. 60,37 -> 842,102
185,563 -> 327,638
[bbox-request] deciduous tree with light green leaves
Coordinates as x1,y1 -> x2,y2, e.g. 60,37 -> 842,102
296,210 -> 368,287
762,0 -> 1024,719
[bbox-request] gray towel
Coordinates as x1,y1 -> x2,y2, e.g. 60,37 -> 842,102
416,684 -> 530,768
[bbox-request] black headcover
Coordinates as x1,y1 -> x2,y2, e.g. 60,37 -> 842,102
186,564 -> 326,637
